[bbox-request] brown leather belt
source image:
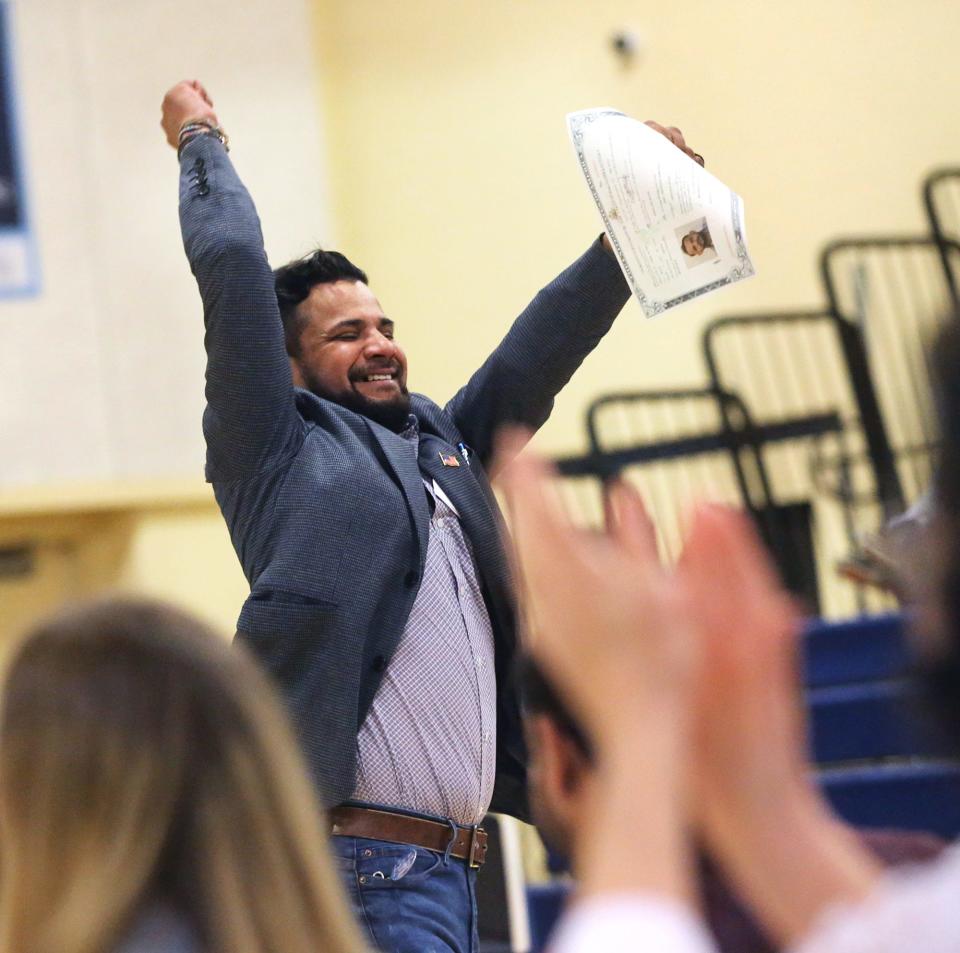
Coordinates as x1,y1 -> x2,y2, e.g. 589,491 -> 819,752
330,805 -> 488,869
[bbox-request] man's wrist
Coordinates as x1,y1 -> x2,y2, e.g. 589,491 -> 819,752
177,116 -> 229,159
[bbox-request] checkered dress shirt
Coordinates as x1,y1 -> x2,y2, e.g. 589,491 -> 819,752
351,422 -> 497,826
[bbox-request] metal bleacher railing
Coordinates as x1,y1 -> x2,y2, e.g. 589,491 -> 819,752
923,166 -> 960,302
552,387 -> 826,613
820,235 -> 960,512
701,308 -> 895,614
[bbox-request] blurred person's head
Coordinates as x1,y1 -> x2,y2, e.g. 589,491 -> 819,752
918,313 -> 960,743
0,596 -> 364,953
274,249 -> 411,432
517,655 -> 594,866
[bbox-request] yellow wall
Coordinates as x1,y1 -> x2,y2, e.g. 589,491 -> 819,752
313,0 -> 960,456
0,0 -> 327,646
6,2 -> 960,642
0,483 -> 249,651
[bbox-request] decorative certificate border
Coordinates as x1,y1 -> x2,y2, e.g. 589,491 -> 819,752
569,109 -> 753,318
0,1 -> 38,299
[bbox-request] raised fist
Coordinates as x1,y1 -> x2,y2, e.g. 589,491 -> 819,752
161,80 -> 219,149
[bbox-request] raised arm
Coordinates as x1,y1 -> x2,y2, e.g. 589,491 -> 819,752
445,121 -> 703,469
680,507 -> 883,948
444,237 -> 630,468
497,444 -> 716,953
162,81 -> 303,480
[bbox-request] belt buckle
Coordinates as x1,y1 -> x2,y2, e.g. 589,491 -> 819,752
468,825 -> 485,869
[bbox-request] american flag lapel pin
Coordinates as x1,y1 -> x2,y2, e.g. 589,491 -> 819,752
439,451 -> 460,467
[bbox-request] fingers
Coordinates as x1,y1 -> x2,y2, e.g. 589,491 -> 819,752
499,435 -> 659,576
605,479 -> 660,563
664,126 -> 702,167
489,425 -> 534,480
190,80 -> 214,107
696,506 -> 785,598
498,440 -> 578,595
644,121 -> 685,149
682,505 -> 756,597
682,504 -> 799,635
644,119 -> 705,166
665,125 -> 685,149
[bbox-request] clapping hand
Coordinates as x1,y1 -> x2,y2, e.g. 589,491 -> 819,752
497,432 -> 699,750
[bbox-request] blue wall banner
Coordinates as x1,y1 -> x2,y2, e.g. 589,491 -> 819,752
0,1 -> 36,297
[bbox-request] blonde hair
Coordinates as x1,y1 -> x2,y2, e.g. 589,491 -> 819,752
0,597 -> 366,953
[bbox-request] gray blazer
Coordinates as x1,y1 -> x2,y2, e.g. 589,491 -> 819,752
179,135 -> 630,818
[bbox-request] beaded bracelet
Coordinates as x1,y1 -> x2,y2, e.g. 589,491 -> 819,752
177,117 -> 230,158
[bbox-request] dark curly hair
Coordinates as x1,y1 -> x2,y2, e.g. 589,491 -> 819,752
273,250 -> 368,357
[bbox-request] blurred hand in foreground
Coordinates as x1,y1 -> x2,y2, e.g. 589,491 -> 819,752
497,432 -> 700,903
680,506 -> 880,943
498,435 -> 879,931
679,505 -> 805,815
496,431 -> 699,746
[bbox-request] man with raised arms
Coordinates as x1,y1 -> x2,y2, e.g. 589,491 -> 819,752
161,79 -> 702,953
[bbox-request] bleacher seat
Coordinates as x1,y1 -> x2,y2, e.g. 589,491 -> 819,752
526,881 -> 571,953
821,761 -> 960,840
802,612 -> 911,687
807,680 -> 946,763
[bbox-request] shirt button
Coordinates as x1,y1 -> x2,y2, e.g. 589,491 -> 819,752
403,570 -> 419,589
371,654 -> 387,672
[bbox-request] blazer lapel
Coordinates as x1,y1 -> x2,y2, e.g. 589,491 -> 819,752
364,419 -> 430,562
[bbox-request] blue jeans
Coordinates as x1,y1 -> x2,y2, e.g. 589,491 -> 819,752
331,833 -> 479,953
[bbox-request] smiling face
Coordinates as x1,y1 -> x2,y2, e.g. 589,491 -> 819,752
290,280 -> 411,430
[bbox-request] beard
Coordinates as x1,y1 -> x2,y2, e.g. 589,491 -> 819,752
301,369 -> 412,432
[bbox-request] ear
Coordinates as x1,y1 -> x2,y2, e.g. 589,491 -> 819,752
532,715 -> 588,805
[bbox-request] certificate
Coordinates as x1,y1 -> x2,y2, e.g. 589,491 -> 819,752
568,108 -> 754,317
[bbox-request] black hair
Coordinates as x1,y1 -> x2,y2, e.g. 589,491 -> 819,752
273,249 -> 368,357
515,655 -> 593,762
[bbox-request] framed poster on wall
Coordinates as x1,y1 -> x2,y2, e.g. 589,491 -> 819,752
0,1 -> 36,297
